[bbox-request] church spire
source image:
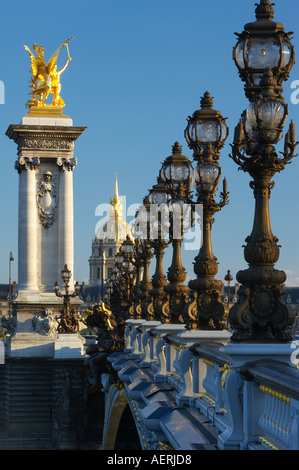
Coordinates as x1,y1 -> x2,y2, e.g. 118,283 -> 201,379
114,173 -> 119,200
110,174 -> 123,222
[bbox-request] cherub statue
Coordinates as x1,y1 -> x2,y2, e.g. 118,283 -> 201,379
24,37 -> 73,108
84,302 -> 124,393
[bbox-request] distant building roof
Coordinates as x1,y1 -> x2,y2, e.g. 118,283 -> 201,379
285,287 -> 299,304
79,284 -> 107,303
0,284 -> 9,300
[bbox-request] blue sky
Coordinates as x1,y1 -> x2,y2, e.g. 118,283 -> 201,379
0,0 -> 299,288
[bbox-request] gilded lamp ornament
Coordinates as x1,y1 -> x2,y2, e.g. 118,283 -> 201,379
24,37 -> 73,110
229,0 -> 297,342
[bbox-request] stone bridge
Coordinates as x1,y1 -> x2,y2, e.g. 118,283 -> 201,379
100,319 -> 299,451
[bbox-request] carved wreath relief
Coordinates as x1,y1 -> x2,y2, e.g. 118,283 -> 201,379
37,171 -> 57,228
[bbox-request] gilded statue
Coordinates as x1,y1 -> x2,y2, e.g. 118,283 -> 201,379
24,37 -> 74,109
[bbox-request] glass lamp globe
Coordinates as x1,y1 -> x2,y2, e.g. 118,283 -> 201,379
233,0 -> 295,99
197,163 -> 221,192
122,259 -> 129,270
149,177 -> 170,205
185,92 -> 229,158
115,252 -> 124,265
246,97 -> 288,144
160,142 -> 193,195
122,236 -> 134,254
61,264 -> 72,283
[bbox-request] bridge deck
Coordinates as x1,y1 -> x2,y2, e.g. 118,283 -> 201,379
108,352 -> 220,450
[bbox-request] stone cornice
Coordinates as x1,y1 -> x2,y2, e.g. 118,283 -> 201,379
6,124 -> 86,154
6,124 -> 86,141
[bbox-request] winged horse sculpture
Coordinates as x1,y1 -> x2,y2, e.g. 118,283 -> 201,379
24,37 -> 73,109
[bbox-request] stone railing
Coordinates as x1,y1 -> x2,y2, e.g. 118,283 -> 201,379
236,360 -> 299,450
118,319 -> 299,450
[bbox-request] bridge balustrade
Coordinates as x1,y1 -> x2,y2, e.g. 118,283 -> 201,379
236,361 -> 299,450
106,320 -> 299,450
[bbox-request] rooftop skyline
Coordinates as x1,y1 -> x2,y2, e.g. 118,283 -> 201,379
0,0 -> 299,286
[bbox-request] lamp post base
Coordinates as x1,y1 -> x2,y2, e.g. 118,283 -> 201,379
184,291 -> 225,330
228,279 -> 295,343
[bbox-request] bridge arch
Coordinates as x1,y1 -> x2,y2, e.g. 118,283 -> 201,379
102,384 -> 142,450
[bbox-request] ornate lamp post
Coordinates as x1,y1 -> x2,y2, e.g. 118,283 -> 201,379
8,251 -> 14,318
109,266 -> 124,321
121,236 -> 136,303
159,142 -> 193,323
139,238 -> 154,320
224,270 -> 233,307
132,197 -> 154,320
128,238 -> 144,319
113,251 -> 124,306
99,242 -> 105,300
107,237 -> 136,327
114,238 -> 136,311
147,177 -> 170,320
183,92 -> 229,329
54,264 -> 80,333
229,0 -> 297,342
105,280 -> 114,303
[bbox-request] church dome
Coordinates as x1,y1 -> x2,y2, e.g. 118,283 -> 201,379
95,177 -> 133,243
95,218 -> 133,242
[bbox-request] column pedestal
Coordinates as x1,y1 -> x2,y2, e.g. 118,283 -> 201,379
54,334 -> 86,358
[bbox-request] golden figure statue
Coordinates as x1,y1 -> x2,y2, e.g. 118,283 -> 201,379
24,37 -> 73,110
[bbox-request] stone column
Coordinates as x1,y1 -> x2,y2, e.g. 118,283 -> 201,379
103,252 -> 106,283
16,156 -> 39,293
57,157 -> 77,287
